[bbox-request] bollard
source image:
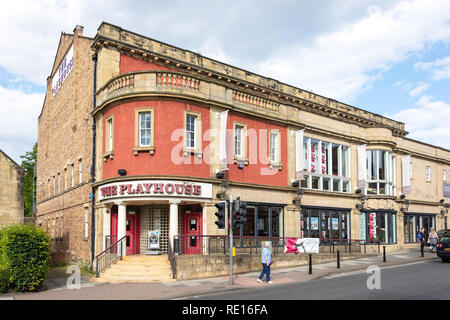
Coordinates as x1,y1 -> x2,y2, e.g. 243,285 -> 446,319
308,254 -> 312,275
337,250 -> 340,269
421,243 -> 424,257
383,245 -> 386,263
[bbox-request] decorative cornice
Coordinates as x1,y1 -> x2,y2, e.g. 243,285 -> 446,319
91,24 -> 408,136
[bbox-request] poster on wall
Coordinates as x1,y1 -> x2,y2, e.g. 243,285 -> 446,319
146,230 -> 161,255
311,217 -> 319,230
284,238 -> 320,254
332,218 -> 339,230
369,212 -> 377,240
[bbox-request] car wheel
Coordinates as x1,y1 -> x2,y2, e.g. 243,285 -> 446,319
441,258 -> 450,263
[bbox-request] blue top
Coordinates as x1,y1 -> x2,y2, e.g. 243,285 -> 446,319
262,247 -> 272,265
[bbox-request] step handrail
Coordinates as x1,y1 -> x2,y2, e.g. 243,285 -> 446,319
167,239 -> 176,279
95,235 -> 127,277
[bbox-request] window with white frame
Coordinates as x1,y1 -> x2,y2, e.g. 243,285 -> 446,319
71,164 -> 74,187
426,166 -> 431,181
139,112 -> 151,147
235,125 -> 243,157
443,169 -> 446,182
186,114 -> 196,149
84,207 -> 89,239
105,116 -> 114,153
301,137 -> 350,193
366,150 -> 396,195
269,131 -> 278,163
79,159 -> 82,184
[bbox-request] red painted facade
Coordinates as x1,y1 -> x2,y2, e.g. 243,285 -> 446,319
226,112 -> 288,187
120,54 -> 176,74
102,100 -> 211,179
102,53 -> 288,187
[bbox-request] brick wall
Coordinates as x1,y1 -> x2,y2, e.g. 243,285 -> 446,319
36,27 -> 95,264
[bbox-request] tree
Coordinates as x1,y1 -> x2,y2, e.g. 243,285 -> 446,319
20,143 -> 37,217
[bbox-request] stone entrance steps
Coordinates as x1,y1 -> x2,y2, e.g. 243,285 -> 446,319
92,254 -> 175,283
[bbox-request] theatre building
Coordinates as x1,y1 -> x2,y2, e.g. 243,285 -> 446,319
36,22 -> 450,276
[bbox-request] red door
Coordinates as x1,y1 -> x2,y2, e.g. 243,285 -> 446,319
111,213 -> 140,255
126,215 -> 140,255
183,213 -> 202,254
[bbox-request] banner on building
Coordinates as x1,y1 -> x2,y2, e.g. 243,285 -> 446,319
357,145 -> 367,188
284,238 -> 320,254
219,110 -> 229,170
52,45 -> 74,97
402,155 -> 411,194
295,129 -> 305,180
368,212 -> 377,239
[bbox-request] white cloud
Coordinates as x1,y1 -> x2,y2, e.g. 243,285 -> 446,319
408,82 -> 429,97
386,95 -> 450,149
254,0 -> 450,102
415,56 -> 450,81
0,86 -> 44,163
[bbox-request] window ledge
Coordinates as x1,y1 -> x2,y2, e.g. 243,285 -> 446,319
233,156 -> 248,166
183,147 -> 203,159
269,162 -> 283,171
133,146 -> 155,156
103,151 -> 114,161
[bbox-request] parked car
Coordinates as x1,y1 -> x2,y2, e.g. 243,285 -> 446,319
436,230 -> 450,262
437,229 -> 449,237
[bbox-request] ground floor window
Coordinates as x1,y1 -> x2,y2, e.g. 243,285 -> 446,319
301,207 -> 350,241
403,213 -> 436,243
360,210 -> 397,244
233,203 -> 284,239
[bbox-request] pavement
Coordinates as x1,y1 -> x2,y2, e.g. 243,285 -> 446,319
0,247 -> 439,300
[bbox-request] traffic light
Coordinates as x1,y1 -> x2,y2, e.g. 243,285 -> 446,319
214,201 -> 226,229
232,197 -> 247,229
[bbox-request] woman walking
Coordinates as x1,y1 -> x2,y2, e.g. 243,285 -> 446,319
428,228 -> 439,253
257,242 -> 273,284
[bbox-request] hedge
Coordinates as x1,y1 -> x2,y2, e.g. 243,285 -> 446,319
0,224 -> 51,292
0,268 -> 10,293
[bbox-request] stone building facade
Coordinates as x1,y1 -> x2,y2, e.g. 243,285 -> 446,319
36,22 -> 450,266
0,150 -> 24,227
36,25 -> 94,264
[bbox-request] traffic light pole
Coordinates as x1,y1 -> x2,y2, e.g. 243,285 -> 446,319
229,195 -> 233,285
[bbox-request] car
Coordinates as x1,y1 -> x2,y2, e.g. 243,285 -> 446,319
437,229 -> 449,238
436,230 -> 450,262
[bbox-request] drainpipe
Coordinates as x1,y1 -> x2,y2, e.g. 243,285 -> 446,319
90,52 -> 98,267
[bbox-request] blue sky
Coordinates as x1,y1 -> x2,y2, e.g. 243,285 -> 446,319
0,0 -> 449,164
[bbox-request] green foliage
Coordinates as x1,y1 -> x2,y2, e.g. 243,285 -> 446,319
0,224 -> 50,292
0,268 -> 10,293
20,142 -> 37,217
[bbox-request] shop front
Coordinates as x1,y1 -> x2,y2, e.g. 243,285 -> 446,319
359,210 -> 397,244
98,179 -> 212,256
300,205 -> 351,242
403,212 -> 436,243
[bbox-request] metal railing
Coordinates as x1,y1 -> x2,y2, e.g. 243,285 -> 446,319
95,235 -> 126,278
167,240 -> 176,279
174,235 -> 382,256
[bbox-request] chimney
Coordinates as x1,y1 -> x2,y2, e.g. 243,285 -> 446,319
73,25 -> 84,37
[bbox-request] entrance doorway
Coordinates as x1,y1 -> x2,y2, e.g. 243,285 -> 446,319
110,209 -> 140,255
182,212 -> 202,254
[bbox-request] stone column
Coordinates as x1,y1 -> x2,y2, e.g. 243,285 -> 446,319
116,201 -> 127,257
169,200 -> 180,253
